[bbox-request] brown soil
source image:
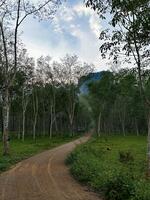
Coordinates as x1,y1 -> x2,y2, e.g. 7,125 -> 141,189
0,136 -> 101,200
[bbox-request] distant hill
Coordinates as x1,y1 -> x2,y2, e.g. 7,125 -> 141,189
79,71 -> 102,94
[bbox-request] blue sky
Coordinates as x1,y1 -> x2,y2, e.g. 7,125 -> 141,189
20,0 -> 110,71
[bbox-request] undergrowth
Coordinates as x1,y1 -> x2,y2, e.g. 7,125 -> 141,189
67,136 -> 150,200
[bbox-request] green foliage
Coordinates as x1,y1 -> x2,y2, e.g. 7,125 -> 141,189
86,0 -> 150,61
131,180 -> 150,200
87,69 -> 147,135
119,151 -> 134,163
0,156 -> 12,171
104,172 -> 135,200
67,136 -> 149,200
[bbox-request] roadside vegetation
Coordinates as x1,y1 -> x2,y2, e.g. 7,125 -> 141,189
67,136 -> 150,200
85,0 -> 150,177
0,135 -> 78,173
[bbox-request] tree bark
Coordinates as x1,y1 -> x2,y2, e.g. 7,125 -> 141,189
147,112 -> 150,177
43,114 -> 46,137
18,115 -> 21,140
22,110 -> 25,141
53,90 -> 58,132
0,105 -> 3,135
3,88 -> 10,155
49,105 -> 53,139
32,90 -> 38,140
122,121 -> 126,136
42,102 -> 46,136
135,118 -> 139,136
22,88 -> 29,141
68,101 -> 76,136
97,112 -> 101,137
33,115 -> 37,140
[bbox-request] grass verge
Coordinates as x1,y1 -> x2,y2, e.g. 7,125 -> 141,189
67,136 -> 150,200
0,135 -> 76,173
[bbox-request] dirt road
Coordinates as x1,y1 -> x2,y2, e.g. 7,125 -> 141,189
0,136 -> 101,200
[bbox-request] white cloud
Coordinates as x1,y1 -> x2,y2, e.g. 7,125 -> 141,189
52,3 -> 75,33
73,3 -> 93,16
20,1 -> 109,71
89,14 -> 101,38
52,17 -> 63,33
73,3 -> 101,38
52,3 -> 101,38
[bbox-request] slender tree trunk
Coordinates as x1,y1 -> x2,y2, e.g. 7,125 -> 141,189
70,121 -> 74,136
147,112 -> 150,177
22,110 -> 25,141
11,108 -> 14,132
43,114 -> 46,137
42,101 -> 46,136
68,102 -> 76,137
49,105 -> 53,139
3,89 -> 10,155
18,115 -> 21,140
97,112 -> 101,137
122,121 -> 126,136
33,113 -> 37,140
22,88 -> 29,141
0,105 -> 3,135
54,109 -> 58,132
68,113 -> 74,137
53,92 -> 58,132
135,118 -> 139,136
32,90 -> 38,140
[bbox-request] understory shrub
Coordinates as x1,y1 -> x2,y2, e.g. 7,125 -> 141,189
131,180 -> 150,200
67,136 -> 149,200
104,172 -> 135,200
71,155 -> 100,182
119,151 -> 134,164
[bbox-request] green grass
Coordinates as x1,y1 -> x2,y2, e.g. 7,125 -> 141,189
67,135 -> 150,200
0,135 -> 77,173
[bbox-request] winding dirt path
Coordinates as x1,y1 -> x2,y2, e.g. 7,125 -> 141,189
0,136 -> 101,200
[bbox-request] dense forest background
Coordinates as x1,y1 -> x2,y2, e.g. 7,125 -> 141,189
0,54 -> 93,140
1,63 -> 149,140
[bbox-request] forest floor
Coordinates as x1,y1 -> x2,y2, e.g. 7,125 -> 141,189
0,135 -> 101,200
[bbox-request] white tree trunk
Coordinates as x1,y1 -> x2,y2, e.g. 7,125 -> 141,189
135,118 -> 139,136
122,121 -> 126,136
43,114 -> 46,137
33,113 -> 37,140
3,89 -> 10,155
97,112 -> 101,137
22,110 -> 25,141
22,88 -> 29,141
0,106 -> 4,135
68,101 -> 76,136
18,116 -> 21,140
147,112 -> 150,176
69,114 -> 74,136
49,105 -> 53,139
32,90 -> 38,140
53,92 -> 58,132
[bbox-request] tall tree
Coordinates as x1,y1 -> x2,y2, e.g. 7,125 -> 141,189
88,71 -> 116,136
59,54 -> 94,135
20,51 -> 34,141
0,0 -> 62,155
86,0 -> 150,175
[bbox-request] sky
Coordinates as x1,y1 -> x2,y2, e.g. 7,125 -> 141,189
20,0 -> 110,71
